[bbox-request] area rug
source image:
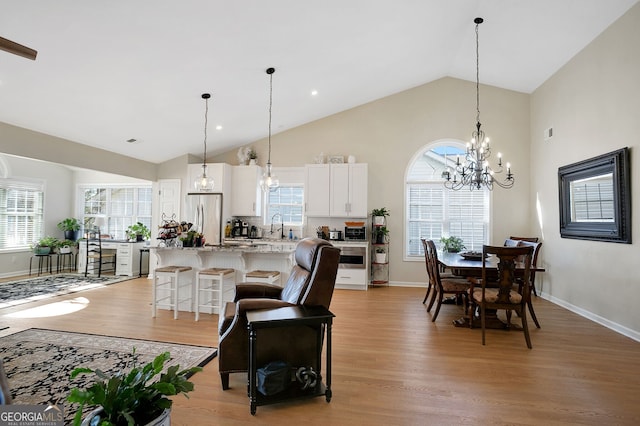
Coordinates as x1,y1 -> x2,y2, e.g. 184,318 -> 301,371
0,328 -> 217,422
0,274 -> 133,309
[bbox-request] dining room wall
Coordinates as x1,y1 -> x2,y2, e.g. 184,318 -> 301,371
530,2 -> 640,339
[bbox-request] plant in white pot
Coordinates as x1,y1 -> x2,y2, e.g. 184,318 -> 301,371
371,207 -> 389,226
374,247 -> 387,263
67,351 -> 202,426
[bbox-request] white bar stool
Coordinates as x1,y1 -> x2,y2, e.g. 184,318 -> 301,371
244,270 -> 281,286
153,265 -> 193,319
195,267 -> 235,321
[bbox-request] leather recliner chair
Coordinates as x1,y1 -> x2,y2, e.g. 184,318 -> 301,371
218,237 -> 340,390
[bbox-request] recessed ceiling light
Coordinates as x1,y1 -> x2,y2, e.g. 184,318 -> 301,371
126,138 -> 137,143
311,90 -> 318,96
216,125 -> 223,130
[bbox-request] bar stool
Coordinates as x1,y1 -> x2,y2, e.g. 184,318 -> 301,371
152,266 -> 193,319
194,268 -> 235,321
244,270 -> 281,286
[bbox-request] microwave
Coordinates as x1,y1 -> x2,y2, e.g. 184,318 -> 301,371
344,226 -> 366,241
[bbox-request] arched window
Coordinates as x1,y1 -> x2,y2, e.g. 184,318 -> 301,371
404,140 -> 490,259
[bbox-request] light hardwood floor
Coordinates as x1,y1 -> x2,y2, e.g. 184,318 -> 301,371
1,276 -> 640,425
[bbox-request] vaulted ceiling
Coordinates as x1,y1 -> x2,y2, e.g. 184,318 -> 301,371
1,0 -> 637,163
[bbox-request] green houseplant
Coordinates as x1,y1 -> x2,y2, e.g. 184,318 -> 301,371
371,207 -> 390,226
373,226 -> 389,244
67,351 -> 202,426
440,236 -> 465,253
58,217 -> 81,241
126,222 -> 151,242
32,236 -> 60,255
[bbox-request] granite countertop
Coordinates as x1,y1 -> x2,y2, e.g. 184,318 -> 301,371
151,245 -> 294,254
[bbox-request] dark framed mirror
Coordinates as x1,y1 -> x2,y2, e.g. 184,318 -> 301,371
558,147 -> 631,243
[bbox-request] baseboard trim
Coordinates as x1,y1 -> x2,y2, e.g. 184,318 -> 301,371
539,291 -> 640,343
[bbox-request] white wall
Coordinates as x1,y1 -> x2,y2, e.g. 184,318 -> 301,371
530,3 -> 640,337
0,154 -> 74,277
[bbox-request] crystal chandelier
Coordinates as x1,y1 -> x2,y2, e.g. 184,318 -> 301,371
194,93 -> 215,192
260,67 -> 280,192
443,17 -> 514,191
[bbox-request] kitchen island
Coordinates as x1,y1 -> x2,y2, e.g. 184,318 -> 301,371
150,243 -> 296,315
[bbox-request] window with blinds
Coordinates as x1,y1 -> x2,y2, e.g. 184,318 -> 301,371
0,179 -> 45,250
405,142 -> 489,258
80,186 -> 152,240
265,185 -> 304,226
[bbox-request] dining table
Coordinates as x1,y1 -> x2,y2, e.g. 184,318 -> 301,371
437,250 -> 545,328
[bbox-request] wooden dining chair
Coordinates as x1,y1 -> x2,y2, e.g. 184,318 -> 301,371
515,241 -> 542,328
421,238 -> 460,305
422,239 -> 471,322
469,245 -> 534,349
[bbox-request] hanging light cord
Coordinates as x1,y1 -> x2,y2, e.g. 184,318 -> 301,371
267,68 -> 274,166
475,19 -> 481,127
202,93 -> 210,168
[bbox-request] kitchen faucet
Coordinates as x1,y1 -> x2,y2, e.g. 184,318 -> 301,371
270,213 -> 284,239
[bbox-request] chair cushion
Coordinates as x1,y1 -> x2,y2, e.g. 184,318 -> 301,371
472,288 -> 522,304
441,279 -> 471,292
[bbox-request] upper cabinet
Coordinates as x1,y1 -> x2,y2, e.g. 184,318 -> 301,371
305,163 -> 368,218
231,165 -> 263,217
304,164 -> 331,217
330,163 -> 368,217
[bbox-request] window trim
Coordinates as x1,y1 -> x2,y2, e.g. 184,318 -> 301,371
404,139 -> 491,261
0,177 -> 46,252
263,183 -> 305,227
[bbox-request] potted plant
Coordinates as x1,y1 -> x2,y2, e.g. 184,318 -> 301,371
440,236 -> 465,253
126,222 -> 151,242
374,247 -> 387,263
248,147 -> 258,165
67,350 -> 202,426
373,226 -> 389,244
57,239 -> 78,254
31,236 -> 60,255
371,207 -> 389,225
58,217 -> 81,241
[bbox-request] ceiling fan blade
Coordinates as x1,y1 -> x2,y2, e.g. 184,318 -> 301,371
0,36 -> 37,60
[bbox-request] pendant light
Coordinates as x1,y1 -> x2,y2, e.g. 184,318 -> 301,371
194,93 -> 215,192
443,17 -> 514,191
260,67 -> 279,192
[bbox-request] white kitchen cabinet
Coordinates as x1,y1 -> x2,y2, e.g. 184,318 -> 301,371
329,163 -> 368,217
231,165 -> 263,216
304,164 -> 330,217
78,241 -> 145,276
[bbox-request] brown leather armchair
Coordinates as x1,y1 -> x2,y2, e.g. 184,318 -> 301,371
218,237 -> 340,390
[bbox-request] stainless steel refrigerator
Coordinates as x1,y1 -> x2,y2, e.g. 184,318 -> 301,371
186,192 -> 224,245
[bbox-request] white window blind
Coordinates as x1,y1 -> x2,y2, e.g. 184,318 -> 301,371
405,143 -> 489,258
265,185 -> 304,226
0,179 -> 45,250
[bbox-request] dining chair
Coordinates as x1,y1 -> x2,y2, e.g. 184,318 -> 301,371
515,240 -> 542,328
421,238 -> 459,305
504,237 -> 540,297
84,227 -> 116,277
422,239 -> 471,322
469,244 -> 534,348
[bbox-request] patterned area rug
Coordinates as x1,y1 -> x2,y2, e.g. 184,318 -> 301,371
0,328 -> 217,422
0,274 -> 133,309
